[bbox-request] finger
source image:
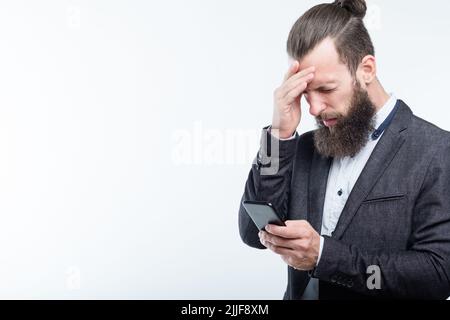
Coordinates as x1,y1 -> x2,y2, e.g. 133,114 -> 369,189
284,66 -> 315,86
262,232 -> 294,249
258,231 -> 267,247
283,61 -> 300,82
279,73 -> 314,99
266,242 -> 293,256
265,223 -> 309,239
280,79 -> 313,106
280,84 -> 309,108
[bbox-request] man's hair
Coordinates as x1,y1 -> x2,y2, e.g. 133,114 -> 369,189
287,0 -> 374,76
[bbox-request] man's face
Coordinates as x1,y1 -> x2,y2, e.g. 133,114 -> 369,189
294,37 -> 376,158
296,38 -> 355,122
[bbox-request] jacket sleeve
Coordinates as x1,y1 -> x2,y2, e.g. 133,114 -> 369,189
311,140 -> 450,299
238,126 -> 299,249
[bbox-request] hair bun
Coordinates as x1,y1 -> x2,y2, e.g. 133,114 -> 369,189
333,0 -> 367,19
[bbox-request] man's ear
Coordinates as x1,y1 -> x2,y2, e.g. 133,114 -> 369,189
357,55 -> 376,85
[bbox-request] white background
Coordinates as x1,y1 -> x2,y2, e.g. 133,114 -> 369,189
0,0 -> 449,299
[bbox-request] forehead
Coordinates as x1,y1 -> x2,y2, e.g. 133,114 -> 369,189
290,38 -> 349,83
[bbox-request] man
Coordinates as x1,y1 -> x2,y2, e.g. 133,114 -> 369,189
238,0 -> 450,299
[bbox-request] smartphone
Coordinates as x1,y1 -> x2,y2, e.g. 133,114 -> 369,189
242,201 -> 286,231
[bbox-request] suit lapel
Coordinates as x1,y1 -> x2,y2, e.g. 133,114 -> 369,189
308,100 -> 413,239
308,152 -> 332,233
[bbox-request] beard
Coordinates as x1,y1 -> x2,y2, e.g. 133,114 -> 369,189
313,82 -> 376,159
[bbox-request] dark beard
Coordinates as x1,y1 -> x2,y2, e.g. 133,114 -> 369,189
313,83 -> 376,159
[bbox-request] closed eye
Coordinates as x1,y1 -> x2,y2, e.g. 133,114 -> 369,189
318,88 -> 336,94
303,87 -> 337,97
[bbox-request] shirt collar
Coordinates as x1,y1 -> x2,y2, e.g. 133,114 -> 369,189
373,93 -> 397,134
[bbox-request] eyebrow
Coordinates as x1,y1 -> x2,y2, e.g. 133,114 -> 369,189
305,81 -> 337,92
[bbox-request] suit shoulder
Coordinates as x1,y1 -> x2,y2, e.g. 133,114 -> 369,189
409,114 -> 450,147
298,129 -> 316,143
291,130 -> 317,162
296,129 -> 316,149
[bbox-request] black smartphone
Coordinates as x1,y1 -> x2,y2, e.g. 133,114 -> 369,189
242,201 -> 286,231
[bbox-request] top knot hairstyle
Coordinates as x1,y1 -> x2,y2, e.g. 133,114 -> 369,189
334,0 -> 367,18
287,0 -> 374,76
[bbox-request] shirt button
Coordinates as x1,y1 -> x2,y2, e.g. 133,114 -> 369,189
337,189 -> 343,196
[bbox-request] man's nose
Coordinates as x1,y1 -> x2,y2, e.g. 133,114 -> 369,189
307,95 -> 327,117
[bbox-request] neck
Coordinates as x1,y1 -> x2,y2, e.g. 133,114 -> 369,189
367,78 -> 390,112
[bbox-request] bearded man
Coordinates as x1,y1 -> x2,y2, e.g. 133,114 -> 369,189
238,0 -> 450,300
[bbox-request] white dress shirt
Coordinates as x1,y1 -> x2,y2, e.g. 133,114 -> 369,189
300,93 -> 398,299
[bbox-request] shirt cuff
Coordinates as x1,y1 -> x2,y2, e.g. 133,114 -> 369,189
268,126 -> 297,141
316,236 -> 324,266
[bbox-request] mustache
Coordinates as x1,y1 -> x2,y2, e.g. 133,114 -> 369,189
317,113 -> 341,122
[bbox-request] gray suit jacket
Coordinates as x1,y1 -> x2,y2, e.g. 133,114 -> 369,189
238,100 -> 450,299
